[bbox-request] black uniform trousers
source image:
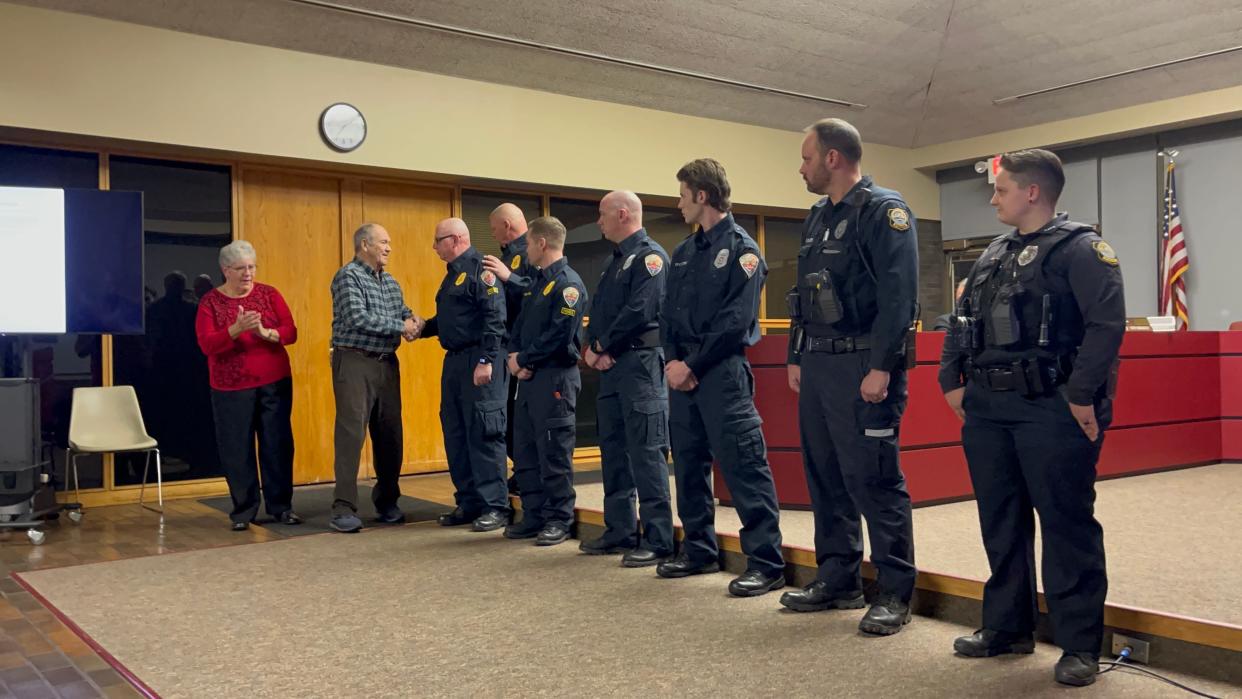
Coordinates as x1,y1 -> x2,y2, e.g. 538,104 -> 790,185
669,354 -> 784,576
209,377 -> 294,524
330,349 -> 403,516
961,381 -> 1108,654
512,366 -> 580,528
440,351 -> 510,515
798,350 -> 916,600
596,349 -> 674,554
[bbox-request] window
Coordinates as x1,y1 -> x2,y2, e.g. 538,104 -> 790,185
0,144 -> 105,489
761,216 -> 804,319
109,157 -> 232,484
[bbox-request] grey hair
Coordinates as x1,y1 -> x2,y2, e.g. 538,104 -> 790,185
219,240 -> 256,268
354,222 -> 382,251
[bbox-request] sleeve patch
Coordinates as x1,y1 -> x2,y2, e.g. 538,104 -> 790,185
562,286 -> 581,307
644,254 -> 664,276
560,307 -> 577,317
738,252 -> 760,278
481,270 -> 497,286
1092,240 -> 1119,266
887,207 -> 911,231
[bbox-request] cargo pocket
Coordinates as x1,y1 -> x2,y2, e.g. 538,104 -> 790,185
852,399 -> 902,485
475,399 -> 506,439
631,399 -> 668,446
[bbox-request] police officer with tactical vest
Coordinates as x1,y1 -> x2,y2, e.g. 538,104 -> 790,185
940,149 -> 1125,687
483,204 -> 540,493
579,190 -> 675,567
502,216 -> 588,547
779,119 -> 919,636
419,218 -> 510,532
658,158 -> 786,597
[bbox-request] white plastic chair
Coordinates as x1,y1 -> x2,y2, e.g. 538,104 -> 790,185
68,386 -> 163,514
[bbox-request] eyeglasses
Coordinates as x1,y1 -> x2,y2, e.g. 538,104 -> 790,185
432,234 -> 458,247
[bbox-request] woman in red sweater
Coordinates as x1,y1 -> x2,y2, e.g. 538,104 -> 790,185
196,240 -> 302,530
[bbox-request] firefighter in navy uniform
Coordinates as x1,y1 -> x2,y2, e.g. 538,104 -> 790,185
419,218 -> 510,532
502,216 -> 588,547
579,190 -> 675,567
779,119 -> 919,636
657,158 -> 786,597
940,149 -> 1125,687
483,204 -> 539,494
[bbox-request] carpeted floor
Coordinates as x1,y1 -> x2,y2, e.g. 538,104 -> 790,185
573,462 -> 1242,626
199,484 -> 449,536
16,524 -> 1238,698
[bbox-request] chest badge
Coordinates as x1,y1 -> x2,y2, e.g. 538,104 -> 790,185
510,255 -> 522,270
454,271 -> 467,286
713,249 -> 730,269
1017,245 -> 1039,266
644,254 -> 663,276
833,220 -> 848,239
542,280 -> 556,296
738,253 -> 760,279
622,254 -> 636,270
562,287 -> 580,307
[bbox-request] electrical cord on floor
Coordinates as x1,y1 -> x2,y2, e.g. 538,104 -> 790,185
1097,646 -> 1221,698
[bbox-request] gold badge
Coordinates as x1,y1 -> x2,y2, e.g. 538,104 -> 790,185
510,255 -> 522,270
1017,245 -> 1039,266
454,272 -> 467,286
887,208 -> 911,231
1093,240 -> 1119,266
542,280 -> 556,296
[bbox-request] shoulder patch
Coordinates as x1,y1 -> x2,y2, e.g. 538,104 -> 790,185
644,254 -> 664,276
713,249 -> 730,269
510,254 -> 522,270
480,270 -> 496,287
454,271 -> 467,286
1092,240 -> 1119,266
542,280 -> 556,296
738,252 -> 760,278
622,254 -> 636,270
887,207 -> 911,231
562,286 -> 581,308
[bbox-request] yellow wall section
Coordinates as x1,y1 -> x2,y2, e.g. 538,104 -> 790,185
0,4 -> 939,216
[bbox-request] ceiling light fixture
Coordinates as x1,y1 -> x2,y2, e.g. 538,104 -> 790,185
993,44 -> 1242,105
285,0 -> 867,109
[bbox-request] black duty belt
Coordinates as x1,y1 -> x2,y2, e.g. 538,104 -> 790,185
971,361 -> 1065,396
628,328 -> 661,350
805,336 -> 869,354
335,346 -> 397,362
445,344 -> 481,355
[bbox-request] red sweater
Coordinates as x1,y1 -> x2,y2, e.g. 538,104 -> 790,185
195,283 -> 297,391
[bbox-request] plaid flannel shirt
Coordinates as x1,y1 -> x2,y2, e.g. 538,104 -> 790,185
330,257 -> 412,354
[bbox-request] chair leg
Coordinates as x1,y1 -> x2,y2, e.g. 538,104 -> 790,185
69,450 -> 81,506
154,449 -> 163,513
138,451 -> 151,509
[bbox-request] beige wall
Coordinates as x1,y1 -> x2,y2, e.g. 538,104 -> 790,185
0,3 -> 940,216
910,86 -> 1242,171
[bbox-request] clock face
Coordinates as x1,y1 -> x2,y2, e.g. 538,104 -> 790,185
319,103 -> 366,152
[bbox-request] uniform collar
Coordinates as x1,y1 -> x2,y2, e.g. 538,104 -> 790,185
446,246 -> 479,273
694,213 -> 735,249
502,234 -> 527,256
540,256 -> 568,280
615,228 -> 648,257
1005,212 -> 1068,243
830,175 -> 874,212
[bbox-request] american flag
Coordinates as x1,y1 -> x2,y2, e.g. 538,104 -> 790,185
1159,162 -> 1189,330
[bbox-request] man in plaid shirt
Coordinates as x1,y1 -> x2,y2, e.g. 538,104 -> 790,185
329,222 -> 422,533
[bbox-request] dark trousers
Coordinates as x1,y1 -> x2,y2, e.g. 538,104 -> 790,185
597,349 -> 674,554
440,351 -> 510,515
512,366 -> 580,528
669,354 -> 784,576
210,377 -> 295,523
962,382 -> 1109,654
797,350 -> 916,600
331,349 -> 403,515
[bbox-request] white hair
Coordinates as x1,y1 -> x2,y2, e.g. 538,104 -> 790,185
219,240 -> 257,268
